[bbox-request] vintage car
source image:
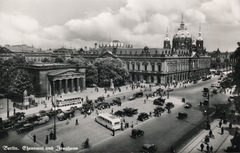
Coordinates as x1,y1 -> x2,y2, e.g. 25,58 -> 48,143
130,129 -> 144,138
203,99 -> 209,105
165,102 -> 174,109
13,119 -> 28,129
154,107 -> 165,113
80,103 -> 94,114
177,112 -> 188,119
96,102 -> 110,110
123,107 -> 138,117
137,112 -> 149,121
114,110 -> 126,117
95,96 -> 105,103
25,115 -> 40,123
17,123 -> 34,134
2,120 -> 13,130
184,103 -> 191,109
110,97 -> 122,106
153,97 -> 166,104
167,88 -> 174,92
33,116 -> 50,126
228,96 -> 234,102
140,144 -> 157,153
9,112 -> 25,122
57,110 -> 75,121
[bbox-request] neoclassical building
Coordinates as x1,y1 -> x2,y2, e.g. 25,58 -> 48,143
82,17 -> 211,84
20,64 -> 86,97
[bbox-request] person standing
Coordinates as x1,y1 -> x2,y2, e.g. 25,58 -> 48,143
206,144 -> 210,153
221,127 -> 224,135
61,142 -> 64,151
200,143 -> 204,152
33,135 -> 36,143
75,118 -> 79,126
229,122 -> 232,129
45,135 -> 49,144
209,130 -> 213,138
210,146 -> 213,153
219,121 -> 222,128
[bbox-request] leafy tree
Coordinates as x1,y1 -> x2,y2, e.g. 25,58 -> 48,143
54,56 -> 65,63
41,57 -> 51,63
66,56 -> 89,66
233,42 -> 240,95
216,57 -> 221,63
85,65 -> 98,86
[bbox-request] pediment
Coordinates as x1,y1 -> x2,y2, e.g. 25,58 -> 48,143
48,70 -> 81,77
100,51 -> 117,58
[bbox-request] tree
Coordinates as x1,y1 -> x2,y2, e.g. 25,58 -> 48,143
91,57 -> 129,87
85,65 -> 98,86
54,56 -> 65,63
41,57 -> 51,63
233,42 -> 240,95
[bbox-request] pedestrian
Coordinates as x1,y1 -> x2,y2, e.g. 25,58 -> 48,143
61,142 -> 64,151
210,146 -> 213,153
200,143 -> 204,152
13,108 -> 16,114
149,111 -> 152,117
45,135 -> 49,144
69,114 -> 72,120
144,99 -> 146,104
111,108 -> 113,114
33,135 -> 36,143
221,127 -> 224,135
112,129 -> 115,136
219,121 -> 222,128
206,144 -> 210,153
75,118 -> 79,126
209,130 -> 212,138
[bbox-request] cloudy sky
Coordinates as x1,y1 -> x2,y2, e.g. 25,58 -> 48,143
0,0 -> 239,51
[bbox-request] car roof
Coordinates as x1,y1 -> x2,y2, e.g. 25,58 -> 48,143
142,144 -> 153,148
24,123 -> 32,126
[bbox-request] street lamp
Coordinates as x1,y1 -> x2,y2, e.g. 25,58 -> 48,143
167,84 -> 170,99
52,96 -> 57,140
6,68 -> 9,118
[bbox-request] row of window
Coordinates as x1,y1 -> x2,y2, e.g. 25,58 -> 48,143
126,64 -> 161,72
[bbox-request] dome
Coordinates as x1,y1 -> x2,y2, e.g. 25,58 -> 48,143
197,37 -> 203,41
173,30 -> 192,39
164,37 -> 170,41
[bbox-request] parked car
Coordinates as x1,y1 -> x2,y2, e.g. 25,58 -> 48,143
80,103 -> 94,114
153,100 -> 164,106
184,103 -> 191,109
123,107 -> 138,117
9,112 -> 25,122
134,91 -> 144,97
128,96 -> 136,101
25,115 -> 40,123
203,99 -> 209,105
193,80 -> 198,84
156,88 -> 163,93
2,120 -> 13,130
45,109 -> 58,117
114,110 -> 125,117
213,88 -> 218,94
154,107 -> 165,113
211,84 -> 215,87
97,102 -> 110,110
34,116 -> 50,126
110,97 -> 122,106
0,129 -> 8,139
165,102 -> 174,109
177,112 -> 188,119
95,96 -> 105,103
153,97 -> 165,103
137,112 -> 149,121
203,87 -> 209,93
57,110 -> 75,121
130,129 -> 144,138
140,144 -> 157,153
13,119 -> 28,129
17,123 -> 34,134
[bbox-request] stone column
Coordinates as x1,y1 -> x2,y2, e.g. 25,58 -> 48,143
82,78 -> 86,90
52,81 -> 55,96
65,79 -> 68,94
71,78 -> 74,92
76,78 -> 80,92
59,80 -> 62,95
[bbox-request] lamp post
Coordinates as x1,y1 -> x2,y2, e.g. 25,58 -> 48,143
6,68 -> 9,118
52,96 -> 57,140
167,84 -> 169,99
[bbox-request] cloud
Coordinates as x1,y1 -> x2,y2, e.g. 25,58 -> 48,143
0,0 -> 239,51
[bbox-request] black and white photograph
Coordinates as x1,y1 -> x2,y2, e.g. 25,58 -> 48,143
0,0 -> 240,153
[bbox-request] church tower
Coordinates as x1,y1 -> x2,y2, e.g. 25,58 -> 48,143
196,26 -> 204,52
163,28 -> 171,49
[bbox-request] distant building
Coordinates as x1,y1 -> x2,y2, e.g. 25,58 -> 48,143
4,44 -> 41,53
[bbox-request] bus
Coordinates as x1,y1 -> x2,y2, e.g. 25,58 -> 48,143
95,113 -> 121,130
54,96 -> 83,112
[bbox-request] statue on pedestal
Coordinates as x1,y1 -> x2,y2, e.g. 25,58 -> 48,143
23,90 -> 30,107
109,79 -> 114,90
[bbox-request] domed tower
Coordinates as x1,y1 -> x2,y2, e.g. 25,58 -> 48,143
163,28 -> 171,49
172,14 -> 192,51
196,26 -> 204,51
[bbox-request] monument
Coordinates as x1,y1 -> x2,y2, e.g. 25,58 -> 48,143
109,79 -> 114,91
23,90 -> 30,108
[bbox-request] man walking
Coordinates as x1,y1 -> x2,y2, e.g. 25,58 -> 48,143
200,143 -> 204,152
221,127 -> 224,135
75,118 -> 79,126
206,144 -> 210,153
219,121 -> 222,128
33,135 -> 36,143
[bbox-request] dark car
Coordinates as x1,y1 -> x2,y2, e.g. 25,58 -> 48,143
110,97 -> 122,106
16,123 -> 34,134
46,109 -> 58,117
123,107 -> 138,117
203,99 -> 209,105
9,112 -> 25,122
193,80 -> 198,84
2,120 -> 13,130
57,110 -> 75,121
203,87 -> 209,93
154,107 -> 165,113
156,88 -> 163,93
184,103 -> 192,109
13,119 -> 28,129
153,100 -> 164,106
153,97 -> 165,103
114,110 -> 125,117
135,91 -> 143,97
80,103 -> 94,113
95,96 -> 105,103
165,102 -> 174,109
130,129 -> 144,138
137,112 -> 149,121
140,144 -> 157,153
177,112 -> 188,119
97,102 -> 110,110
26,115 -> 40,123
128,96 -> 136,101
0,129 -> 8,139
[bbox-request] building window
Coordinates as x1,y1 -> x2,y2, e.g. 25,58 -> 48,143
137,64 -> 140,71
152,65 -> 155,72
145,65 -> 147,71
158,65 -> 161,72
132,64 -> 135,70
127,63 -> 130,70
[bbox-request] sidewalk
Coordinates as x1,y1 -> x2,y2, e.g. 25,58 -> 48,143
179,118 -> 240,153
